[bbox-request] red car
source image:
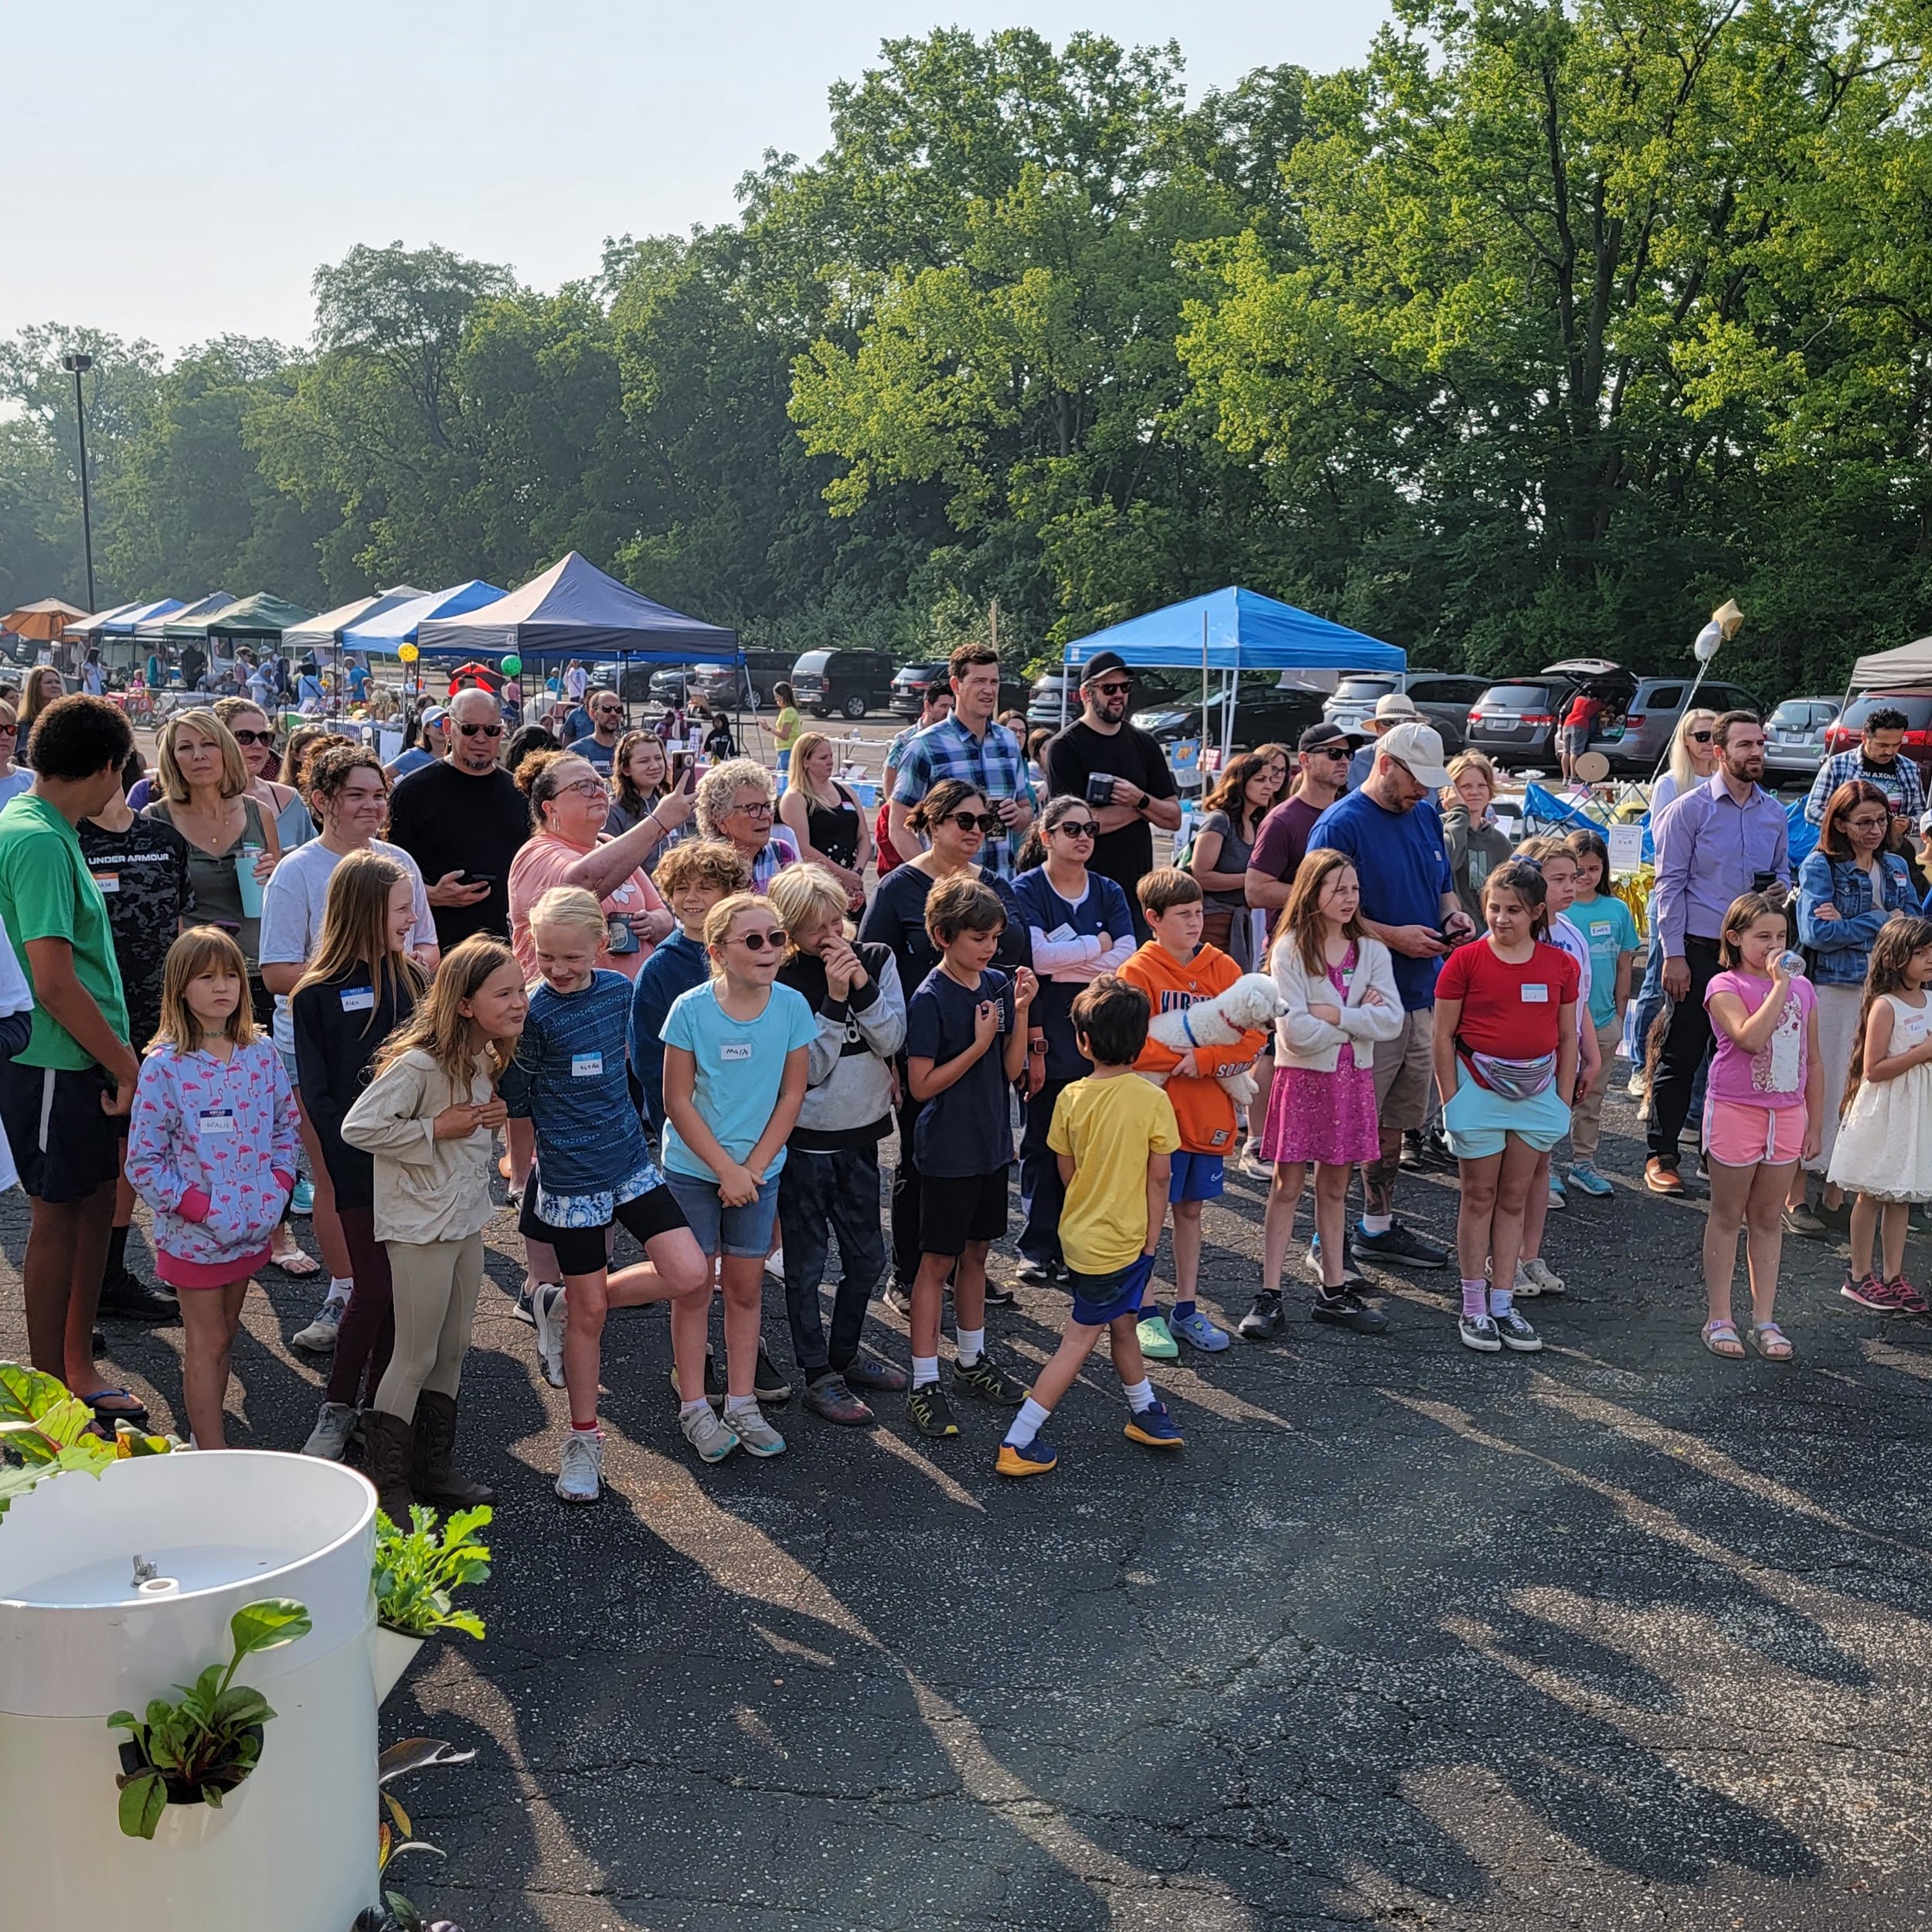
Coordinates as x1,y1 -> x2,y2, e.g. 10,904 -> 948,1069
1821,691 -> 1932,771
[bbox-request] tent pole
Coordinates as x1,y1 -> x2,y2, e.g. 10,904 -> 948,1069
1201,610 -> 1209,781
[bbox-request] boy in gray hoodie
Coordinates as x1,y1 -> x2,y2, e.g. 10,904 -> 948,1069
771,865 -> 909,1425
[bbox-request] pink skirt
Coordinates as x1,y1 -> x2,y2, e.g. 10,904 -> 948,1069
1259,1056 -> 1380,1167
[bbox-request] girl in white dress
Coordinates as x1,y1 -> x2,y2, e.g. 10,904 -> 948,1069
1829,916 -> 1932,1311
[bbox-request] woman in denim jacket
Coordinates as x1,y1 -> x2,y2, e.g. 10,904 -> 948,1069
1798,780 -> 1916,1217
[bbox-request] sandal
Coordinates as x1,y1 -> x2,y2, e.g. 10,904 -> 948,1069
79,1386 -> 150,1426
1701,1319 -> 1745,1359
1749,1321 -> 1794,1361
267,1247 -> 322,1278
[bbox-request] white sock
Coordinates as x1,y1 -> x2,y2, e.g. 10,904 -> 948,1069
955,1326 -> 985,1366
1489,1285 -> 1515,1316
1359,1213 -> 1393,1237
1004,1396 -> 1051,1449
1121,1376 -> 1156,1413
325,1277 -> 352,1304
911,1354 -> 940,1388
679,1398 -> 710,1420
723,1394 -> 761,1420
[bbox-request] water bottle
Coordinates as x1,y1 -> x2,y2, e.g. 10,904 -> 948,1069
1777,951 -> 1808,978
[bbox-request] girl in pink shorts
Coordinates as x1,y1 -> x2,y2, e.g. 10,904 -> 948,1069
1700,893 -> 1822,1361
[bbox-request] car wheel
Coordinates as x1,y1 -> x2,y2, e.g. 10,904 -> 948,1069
842,693 -> 869,719
811,706 -> 832,719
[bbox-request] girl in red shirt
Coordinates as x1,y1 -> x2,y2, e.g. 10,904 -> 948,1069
1431,860 -> 1579,1355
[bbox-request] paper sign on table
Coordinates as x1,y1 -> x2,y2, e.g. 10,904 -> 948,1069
1607,824 -> 1645,874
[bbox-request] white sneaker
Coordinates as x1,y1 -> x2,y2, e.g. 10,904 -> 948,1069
301,1400 -> 357,1460
680,1404 -> 740,1464
1518,1257 -> 1566,1296
291,1294 -> 347,1353
1240,1141 -> 1272,1181
534,1282 -> 567,1389
724,1403 -> 787,1458
555,1430 -> 603,1504
764,1247 -> 785,1281
1624,1068 -> 1647,1099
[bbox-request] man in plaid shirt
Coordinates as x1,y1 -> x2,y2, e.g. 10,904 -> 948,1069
888,644 -> 1035,878
1804,704 -> 1923,839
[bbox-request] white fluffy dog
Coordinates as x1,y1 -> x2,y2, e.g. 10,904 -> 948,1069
1142,972 -> 1283,1107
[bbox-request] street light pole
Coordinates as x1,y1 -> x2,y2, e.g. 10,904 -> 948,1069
61,352 -> 97,613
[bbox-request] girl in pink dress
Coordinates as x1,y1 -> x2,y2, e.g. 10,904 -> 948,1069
128,927 -> 301,1447
1253,851 -> 1402,1335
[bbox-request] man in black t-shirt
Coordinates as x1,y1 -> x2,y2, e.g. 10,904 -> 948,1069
386,688 -> 529,949
1041,650 -> 1182,934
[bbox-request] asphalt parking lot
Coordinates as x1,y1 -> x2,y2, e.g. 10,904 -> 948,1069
9,1080 -> 1932,1930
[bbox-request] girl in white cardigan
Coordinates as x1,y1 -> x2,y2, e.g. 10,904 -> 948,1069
1250,851 -> 1403,1336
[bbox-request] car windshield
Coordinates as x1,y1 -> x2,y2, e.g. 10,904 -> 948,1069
1844,695 -> 1932,731
1767,702 -> 1811,730
1479,685 -> 1553,708
1334,677 -> 1396,701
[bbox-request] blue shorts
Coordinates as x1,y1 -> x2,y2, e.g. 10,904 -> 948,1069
1168,1151 -> 1225,1203
1068,1253 -> 1157,1327
662,1168 -> 781,1258
1440,1065 -> 1571,1160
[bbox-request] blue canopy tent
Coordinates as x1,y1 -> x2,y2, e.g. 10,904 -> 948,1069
1525,782 -> 1819,870
341,580 -> 505,654
413,552 -> 739,664
100,598 -> 185,637
283,587 -> 429,663
1061,587 -> 1405,760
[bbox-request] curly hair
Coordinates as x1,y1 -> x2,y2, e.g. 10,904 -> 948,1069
694,756 -> 776,840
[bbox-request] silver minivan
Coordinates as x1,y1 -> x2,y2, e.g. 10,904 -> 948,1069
1587,675 -> 1762,775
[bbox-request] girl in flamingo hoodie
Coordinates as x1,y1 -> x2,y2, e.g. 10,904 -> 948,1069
128,927 -> 299,1447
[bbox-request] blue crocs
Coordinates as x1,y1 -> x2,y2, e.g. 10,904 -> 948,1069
1169,1308 -> 1232,1352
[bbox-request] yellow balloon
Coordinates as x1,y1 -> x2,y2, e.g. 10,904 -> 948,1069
397,643 -> 419,664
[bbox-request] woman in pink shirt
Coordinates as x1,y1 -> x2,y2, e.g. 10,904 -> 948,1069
507,750 -> 674,985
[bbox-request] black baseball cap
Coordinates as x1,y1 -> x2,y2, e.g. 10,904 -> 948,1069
1080,651 -> 1131,684
1298,721 -> 1355,752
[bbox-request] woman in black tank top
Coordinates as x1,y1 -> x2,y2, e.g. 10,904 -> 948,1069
778,730 -> 873,910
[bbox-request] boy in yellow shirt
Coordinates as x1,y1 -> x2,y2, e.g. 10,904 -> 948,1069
996,975 -> 1185,1478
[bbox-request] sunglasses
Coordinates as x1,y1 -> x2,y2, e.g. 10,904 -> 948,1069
732,928 -> 787,952
1053,820 -> 1099,839
1687,730 -> 1713,743
458,721 -> 505,738
230,728 -> 276,747
1311,746 -> 1352,761
1092,681 -> 1132,697
944,811 -> 1002,835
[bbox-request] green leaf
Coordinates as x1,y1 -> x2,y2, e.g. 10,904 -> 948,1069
228,1597 -> 311,1661
117,1770 -> 166,1841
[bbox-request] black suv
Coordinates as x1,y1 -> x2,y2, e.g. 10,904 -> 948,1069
689,648 -> 798,711
791,648 -> 895,719
1027,668 -> 1192,733
1131,676 -> 1327,754
889,660 -> 1029,719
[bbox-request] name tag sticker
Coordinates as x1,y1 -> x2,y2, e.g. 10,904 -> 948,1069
91,872 -> 119,894
198,1108 -> 237,1135
719,1043 -> 753,1063
571,1053 -> 604,1078
1521,983 -> 1550,1003
1046,923 -> 1077,944
339,987 -> 376,1013
1588,920 -> 1613,940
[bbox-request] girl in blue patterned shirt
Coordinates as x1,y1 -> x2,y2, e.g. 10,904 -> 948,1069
507,888 -> 716,1503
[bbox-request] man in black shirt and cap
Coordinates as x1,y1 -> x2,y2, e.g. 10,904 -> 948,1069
1042,649 -> 1182,937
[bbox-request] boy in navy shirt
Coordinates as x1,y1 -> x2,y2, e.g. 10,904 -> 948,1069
902,876 -> 1038,1438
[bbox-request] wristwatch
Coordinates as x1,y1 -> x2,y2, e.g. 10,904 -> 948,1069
1135,790 -> 1150,813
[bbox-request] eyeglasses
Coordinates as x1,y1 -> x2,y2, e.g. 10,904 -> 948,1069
557,778 -> 608,799
1053,820 -> 1099,839
729,798 -> 774,818
944,811 -> 1002,835
732,928 -> 787,951
230,728 -> 276,747
458,721 -> 505,738
1687,730 -> 1713,743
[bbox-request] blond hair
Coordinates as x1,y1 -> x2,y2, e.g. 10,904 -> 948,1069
151,926 -> 259,1055
374,934 -> 521,1087
701,891 -> 778,975
654,838 -> 751,900
154,709 -> 250,804
291,850 -> 427,1032
784,732 -> 839,808
767,864 -> 848,944
1442,750 -> 1497,804
529,885 -> 607,946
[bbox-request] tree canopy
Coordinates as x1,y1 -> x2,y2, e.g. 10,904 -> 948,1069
5,11 -> 1930,696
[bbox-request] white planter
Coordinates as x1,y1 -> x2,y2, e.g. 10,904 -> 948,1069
0,1451 -> 379,1929
371,1624 -> 424,1705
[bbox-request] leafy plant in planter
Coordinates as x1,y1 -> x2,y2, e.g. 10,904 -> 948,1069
350,1736 -> 476,1932
373,1504 -> 492,1639
108,1597 -> 312,1839
0,1362 -> 175,1523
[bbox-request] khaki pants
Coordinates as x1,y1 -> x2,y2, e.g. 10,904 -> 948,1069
1372,1008 -> 1435,1134
1568,1018 -> 1623,1161
373,1232 -> 485,1421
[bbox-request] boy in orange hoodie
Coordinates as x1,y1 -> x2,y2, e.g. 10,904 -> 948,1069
1118,868 -> 1269,1356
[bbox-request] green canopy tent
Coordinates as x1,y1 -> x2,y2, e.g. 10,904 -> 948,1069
207,592 -> 315,647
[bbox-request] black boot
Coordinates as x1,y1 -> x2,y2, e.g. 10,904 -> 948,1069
410,1389 -> 495,1508
359,1409 -> 417,1525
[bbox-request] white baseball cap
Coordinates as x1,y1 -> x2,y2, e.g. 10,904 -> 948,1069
1376,720 -> 1451,788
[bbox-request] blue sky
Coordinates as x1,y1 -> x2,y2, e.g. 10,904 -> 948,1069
10,2 -> 1391,353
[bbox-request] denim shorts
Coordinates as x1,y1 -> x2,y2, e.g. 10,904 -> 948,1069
662,1167 -> 781,1258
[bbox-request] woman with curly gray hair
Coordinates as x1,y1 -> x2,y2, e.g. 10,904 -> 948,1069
695,757 -> 799,892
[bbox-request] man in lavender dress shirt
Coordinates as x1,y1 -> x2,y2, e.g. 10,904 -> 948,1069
1645,711 -> 1790,1194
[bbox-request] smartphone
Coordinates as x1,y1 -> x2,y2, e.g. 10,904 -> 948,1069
677,763 -> 696,794
461,872 -> 497,888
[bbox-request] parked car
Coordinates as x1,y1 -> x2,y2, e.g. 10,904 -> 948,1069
1322,670 -> 1484,757
790,648 -> 896,719
1822,691 -> 1932,774
1131,676 -> 1327,756
648,665 -> 695,707
1762,696 -> 1842,781
689,648 -> 798,711
1028,667 -> 1191,733
889,659 -> 1029,719
1587,675 -> 1762,775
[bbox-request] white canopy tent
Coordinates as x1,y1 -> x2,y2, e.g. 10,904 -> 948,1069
1849,637 -> 1932,689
